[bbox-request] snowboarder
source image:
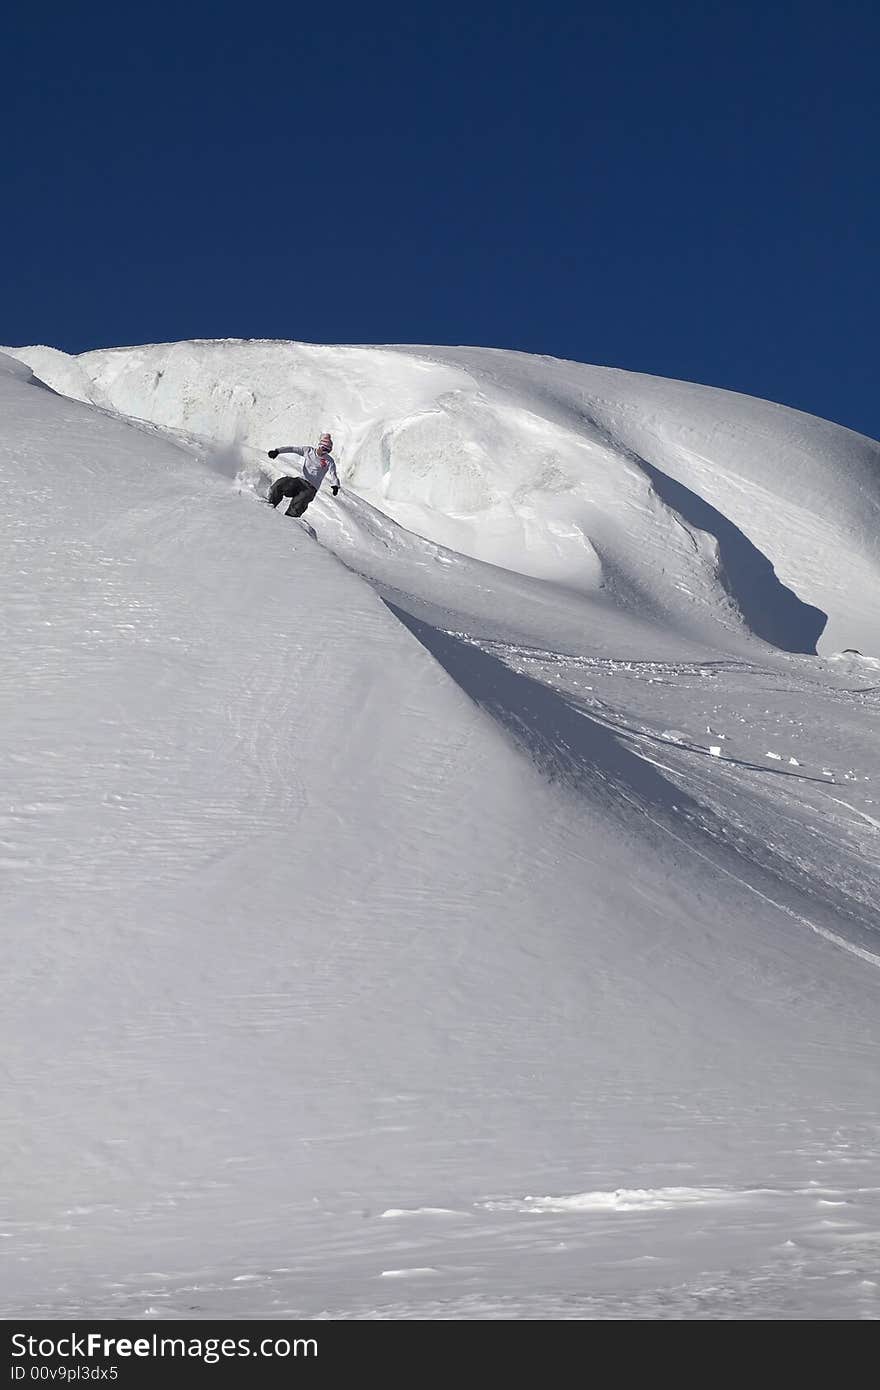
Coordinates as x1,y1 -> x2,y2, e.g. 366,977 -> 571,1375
265,433 -> 340,517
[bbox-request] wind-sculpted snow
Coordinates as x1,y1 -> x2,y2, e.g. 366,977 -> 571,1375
8,338 -> 880,654
1,345 -> 879,1320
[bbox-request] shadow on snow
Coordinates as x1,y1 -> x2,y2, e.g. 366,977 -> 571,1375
635,456 -> 827,655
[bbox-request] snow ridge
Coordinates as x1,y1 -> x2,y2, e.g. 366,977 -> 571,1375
1,342 -> 879,1321
9,337 -> 880,654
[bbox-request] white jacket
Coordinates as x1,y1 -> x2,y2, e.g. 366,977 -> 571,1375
274,445 -> 340,493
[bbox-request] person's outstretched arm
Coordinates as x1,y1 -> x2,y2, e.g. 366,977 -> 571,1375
327,458 -> 341,495
267,445 -> 306,459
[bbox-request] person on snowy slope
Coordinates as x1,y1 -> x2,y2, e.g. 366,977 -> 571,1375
266,433 -> 340,517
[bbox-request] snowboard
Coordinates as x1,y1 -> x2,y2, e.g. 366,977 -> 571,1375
237,480 -> 317,541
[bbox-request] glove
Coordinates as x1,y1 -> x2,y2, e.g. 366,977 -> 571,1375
331,485 -> 339,496
267,449 -> 278,459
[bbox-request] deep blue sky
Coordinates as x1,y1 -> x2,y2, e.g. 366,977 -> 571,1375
2,1 -> 878,437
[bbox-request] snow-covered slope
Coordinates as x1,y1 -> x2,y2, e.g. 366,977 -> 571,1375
2,343 -> 879,1320
11,338 -> 880,655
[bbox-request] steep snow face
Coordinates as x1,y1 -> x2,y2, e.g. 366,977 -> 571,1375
2,345 -> 880,1319
10,339 -> 880,655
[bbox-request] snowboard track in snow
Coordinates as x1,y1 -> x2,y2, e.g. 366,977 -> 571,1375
384,604 -> 880,971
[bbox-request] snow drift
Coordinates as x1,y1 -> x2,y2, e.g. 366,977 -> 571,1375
1,341 -> 879,1320
11,337 -> 880,655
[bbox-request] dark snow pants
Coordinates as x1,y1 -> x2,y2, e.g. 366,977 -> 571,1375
267,476 -> 317,517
